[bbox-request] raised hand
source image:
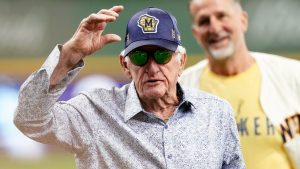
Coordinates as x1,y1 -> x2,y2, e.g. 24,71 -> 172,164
50,5 -> 124,87
62,5 -> 124,68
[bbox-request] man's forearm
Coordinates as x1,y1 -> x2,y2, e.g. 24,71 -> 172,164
50,44 -> 84,88
14,45 -> 83,124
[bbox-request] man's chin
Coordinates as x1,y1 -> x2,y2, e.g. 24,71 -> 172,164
144,90 -> 165,99
208,44 -> 234,60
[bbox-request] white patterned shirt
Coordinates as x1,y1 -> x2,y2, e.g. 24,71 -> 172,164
14,46 -> 245,169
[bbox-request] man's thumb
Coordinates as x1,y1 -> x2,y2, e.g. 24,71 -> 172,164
102,34 -> 121,44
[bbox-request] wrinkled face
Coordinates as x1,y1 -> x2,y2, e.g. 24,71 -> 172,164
190,0 -> 248,60
121,45 -> 186,100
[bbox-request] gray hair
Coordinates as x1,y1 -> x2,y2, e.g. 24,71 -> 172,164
188,0 -> 243,15
189,0 -> 242,6
175,45 -> 186,62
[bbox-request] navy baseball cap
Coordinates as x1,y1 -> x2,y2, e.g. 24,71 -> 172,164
123,7 -> 181,56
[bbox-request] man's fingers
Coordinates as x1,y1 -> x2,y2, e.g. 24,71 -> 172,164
98,9 -> 120,17
85,13 -> 117,24
82,6 -> 124,26
109,5 -> 124,13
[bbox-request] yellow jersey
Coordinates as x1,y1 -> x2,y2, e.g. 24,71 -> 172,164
200,63 -> 292,169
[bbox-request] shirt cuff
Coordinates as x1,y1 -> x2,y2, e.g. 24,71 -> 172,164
40,44 -> 84,93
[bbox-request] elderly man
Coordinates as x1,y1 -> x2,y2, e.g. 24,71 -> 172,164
14,6 -> 244,169
180,0 -> 300,169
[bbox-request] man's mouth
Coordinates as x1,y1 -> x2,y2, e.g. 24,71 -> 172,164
144,79 -> 163,85
207,32 -> 230,47
208,36 -> 227,44
208,38 -> 230,50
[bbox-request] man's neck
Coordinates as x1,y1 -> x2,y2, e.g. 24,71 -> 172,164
140,92 -> 180,122
208,50 -> 254,76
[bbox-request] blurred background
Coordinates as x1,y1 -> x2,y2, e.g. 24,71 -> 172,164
0,0 -> 299,168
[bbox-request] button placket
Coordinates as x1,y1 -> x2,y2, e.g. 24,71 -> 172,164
163,123 -> 174,168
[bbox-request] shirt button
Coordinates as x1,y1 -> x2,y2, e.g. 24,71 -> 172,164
164,125 -> 168,129
167,154 -> 172,159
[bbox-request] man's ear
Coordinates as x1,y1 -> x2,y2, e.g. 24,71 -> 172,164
192,26 -> 203,47
178,53 -> 187,77
119,55 -> 132,79
241,11 -> 249,32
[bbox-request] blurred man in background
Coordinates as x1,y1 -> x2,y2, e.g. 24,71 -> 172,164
180,0 -> 300,168
14,5 -> 245,169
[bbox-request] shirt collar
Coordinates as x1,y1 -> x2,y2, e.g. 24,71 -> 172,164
124,82 -> 144,122
176,83 -> 197,112
123,82 -> 196,122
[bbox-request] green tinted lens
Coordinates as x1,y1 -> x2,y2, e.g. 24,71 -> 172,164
129,51 -> 148,66
154,50 -> 173,64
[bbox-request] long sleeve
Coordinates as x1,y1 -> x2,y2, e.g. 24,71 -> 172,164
222,103 -> 246,169
13,45 -> 88,153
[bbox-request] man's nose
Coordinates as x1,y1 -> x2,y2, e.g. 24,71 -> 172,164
145,57 -> 160,75
208,17 -> 222,33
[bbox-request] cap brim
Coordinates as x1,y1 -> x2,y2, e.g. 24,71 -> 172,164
124,39 -> 179,56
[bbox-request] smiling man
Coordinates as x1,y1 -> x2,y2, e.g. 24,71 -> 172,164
14,6 -> 245,169
180,0 -> 300,169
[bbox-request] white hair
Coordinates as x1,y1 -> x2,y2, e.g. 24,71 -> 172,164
175,45 -> 186,54
124,55 -> 130,63
175,45 -> 186,62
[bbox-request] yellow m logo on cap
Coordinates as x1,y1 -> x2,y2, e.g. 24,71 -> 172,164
138,14 -> 159,33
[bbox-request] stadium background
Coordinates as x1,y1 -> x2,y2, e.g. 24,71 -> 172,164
0,0 -> 299,168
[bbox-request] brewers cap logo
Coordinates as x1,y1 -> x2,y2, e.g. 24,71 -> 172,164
137,14 -> 159,34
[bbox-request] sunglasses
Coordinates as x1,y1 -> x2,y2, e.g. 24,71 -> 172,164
128,49 -> 173,66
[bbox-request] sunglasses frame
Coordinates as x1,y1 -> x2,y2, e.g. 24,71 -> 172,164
128,49 -> 174,66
